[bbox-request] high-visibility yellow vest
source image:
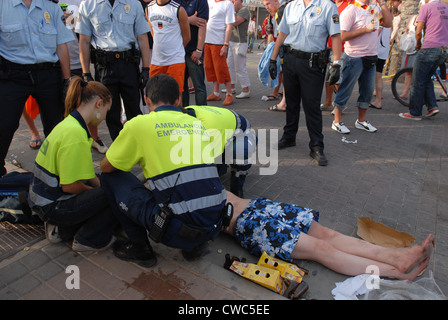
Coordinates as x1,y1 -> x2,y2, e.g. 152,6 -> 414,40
185,105 -> 237,156
106,105 -> 226,234
30,111 -> 95,206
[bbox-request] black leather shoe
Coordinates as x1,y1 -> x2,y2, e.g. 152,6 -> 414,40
113,240 -> 157,267
310,150 -> 328,166
277,138 -> 296,150
182,242 -> 210,261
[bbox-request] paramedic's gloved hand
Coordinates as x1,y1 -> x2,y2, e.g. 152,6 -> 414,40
269,59 -> 277,80
139,67 -> 150,90
327,64 -> 341,86
82,72 -> 94,82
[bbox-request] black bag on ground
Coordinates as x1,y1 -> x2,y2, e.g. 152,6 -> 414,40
0,172 -> 41,224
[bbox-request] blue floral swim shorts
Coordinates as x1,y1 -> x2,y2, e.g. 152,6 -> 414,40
233,197 -> 319,261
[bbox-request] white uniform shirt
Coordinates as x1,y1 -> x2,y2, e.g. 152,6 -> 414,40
76,0 -> 150,52
278,0 -> 340,53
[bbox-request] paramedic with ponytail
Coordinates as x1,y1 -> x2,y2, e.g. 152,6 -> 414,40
29,77 -> 117,253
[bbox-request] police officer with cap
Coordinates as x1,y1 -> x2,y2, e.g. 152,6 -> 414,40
75,0 -> 151,140
269,0 -> 342,166
0,0 -> 75,178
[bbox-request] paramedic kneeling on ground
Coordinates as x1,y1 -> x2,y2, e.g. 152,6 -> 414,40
100,74 -> 227,268
29,77 -> 117,252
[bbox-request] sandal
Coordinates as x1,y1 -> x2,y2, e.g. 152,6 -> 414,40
266,95 -> 278,101
268,104 -> 286,112
29,139 -> 42,150
369,104 -> 382,110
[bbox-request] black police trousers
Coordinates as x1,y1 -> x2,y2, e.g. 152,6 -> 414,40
0,67 -> 64,177
95,59 -> 142,140
281,53 -> 326,152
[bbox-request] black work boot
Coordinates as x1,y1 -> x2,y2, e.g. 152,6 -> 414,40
181,242 -> 210,261
113,239 -> 157,268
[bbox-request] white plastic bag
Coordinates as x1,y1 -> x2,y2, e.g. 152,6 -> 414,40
364,271 -> 447,300
400,32 -> 417,55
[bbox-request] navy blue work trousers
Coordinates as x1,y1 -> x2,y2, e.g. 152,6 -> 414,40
0,67 -> 64,177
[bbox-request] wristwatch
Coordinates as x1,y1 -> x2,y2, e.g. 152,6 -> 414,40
333,60 -> 341,65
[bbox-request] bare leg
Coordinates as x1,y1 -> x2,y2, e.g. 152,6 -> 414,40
322,82 -> 333,108
270,85 -> 280,98
277,94 -> 286,109
371,72 -> 383,108
224,81 -> 233,95
22,108 -> 41,141
291,230 -> 430,281
357,108 -> 368,122
333,108 -> 343,124
400,72 -> 412,99
306,222 -> 434,274
213,81 -> 220,95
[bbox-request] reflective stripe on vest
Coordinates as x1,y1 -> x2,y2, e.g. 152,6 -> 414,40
147,163 -> 226,216
29,162 -> 76,207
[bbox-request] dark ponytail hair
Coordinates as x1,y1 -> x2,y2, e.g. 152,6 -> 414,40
64,76 -> 112,118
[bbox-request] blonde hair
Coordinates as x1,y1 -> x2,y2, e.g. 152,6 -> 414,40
64,76 -> 112,118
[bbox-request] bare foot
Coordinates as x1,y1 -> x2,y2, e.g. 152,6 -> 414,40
401,257 -> 430,281
396,234 -> 435,274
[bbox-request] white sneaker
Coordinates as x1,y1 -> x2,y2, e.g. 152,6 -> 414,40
72,236 -> 116,253
92,139 -> 109,154
221,88 -> 236,94
331,121 -> 350,134
45,222 -> 62,244
235,91 -> 250,99
355,119 -> 377,132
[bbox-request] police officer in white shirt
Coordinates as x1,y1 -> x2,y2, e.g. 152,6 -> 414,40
269,0 -> 342,166
76,0 -> 151,140
0,0 -> 74,177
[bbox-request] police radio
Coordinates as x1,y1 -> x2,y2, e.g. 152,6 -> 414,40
148,174 -> 180,243
221,202 -> 233,230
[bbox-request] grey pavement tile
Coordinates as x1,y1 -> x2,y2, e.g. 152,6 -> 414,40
8,274 -> 41,296
0,262 -> 29,286
33,261 -> 65,281
0,286 -> 19,300
19,250 -> 51,271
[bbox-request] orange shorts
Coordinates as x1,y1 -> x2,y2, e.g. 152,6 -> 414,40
149,62 -> 185,93
25,96 -> 39,119
204,44 -> 231,84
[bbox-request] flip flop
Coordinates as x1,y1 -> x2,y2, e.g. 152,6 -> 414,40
268,104 -> 286,112
266,95 -> 279,101
29,139 -> 42,150
369,104 -> 382,109
320,104 -> 333,111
